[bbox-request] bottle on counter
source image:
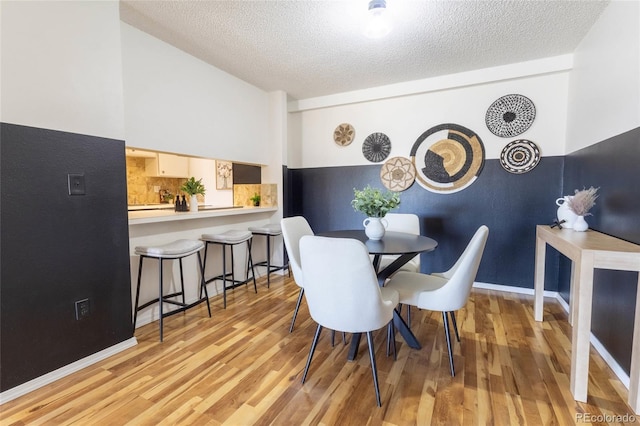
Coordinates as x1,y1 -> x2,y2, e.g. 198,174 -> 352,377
180,195 -> 187,212
175,195 -> 180,212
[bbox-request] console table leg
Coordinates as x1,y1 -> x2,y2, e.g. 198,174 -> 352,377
534,235 -> 546,321
570,254 -> 594,403
629,274 -> 640,414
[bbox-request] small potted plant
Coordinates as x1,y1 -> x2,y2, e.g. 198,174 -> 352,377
567,186 -> 599,232
250,193 -> 261,207
180,177 -> 206,212
351,185 -> 401,240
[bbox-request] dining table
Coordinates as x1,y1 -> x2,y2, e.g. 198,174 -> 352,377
319,229 -> 438,360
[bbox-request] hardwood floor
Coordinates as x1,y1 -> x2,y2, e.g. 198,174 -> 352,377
1,273 -> 638,425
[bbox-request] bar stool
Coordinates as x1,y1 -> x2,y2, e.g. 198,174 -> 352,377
201,230 -> 257,308
133,239 -> 211,342
249,223 -> 289,288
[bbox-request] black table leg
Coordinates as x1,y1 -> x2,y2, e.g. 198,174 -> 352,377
347,332 -> 362,361
347,308 -> 420,361
393,308 -> 421,349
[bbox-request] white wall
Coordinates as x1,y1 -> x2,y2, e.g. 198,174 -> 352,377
566,0 -> 640,153
289,67 -> 570,169
0,1 -> 125,140
120,23 -> 270,165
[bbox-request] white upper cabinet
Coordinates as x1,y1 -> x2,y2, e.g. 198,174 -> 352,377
145,153 -> 189,178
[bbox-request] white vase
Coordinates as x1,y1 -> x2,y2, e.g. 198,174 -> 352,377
556,196 -> 578,229
190,194 -> 199,212
573,215 -> 588,232
363,217 -> 388,240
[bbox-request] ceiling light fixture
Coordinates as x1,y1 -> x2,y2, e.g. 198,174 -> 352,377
363,0 -> 391,39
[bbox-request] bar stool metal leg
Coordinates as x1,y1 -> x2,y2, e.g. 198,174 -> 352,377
133,239 -> 210,342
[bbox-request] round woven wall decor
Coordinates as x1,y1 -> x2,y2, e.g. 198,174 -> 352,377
485,94 -> 536,137
410,123 -> 485,194
362,132 -> 391,162
380,157 -> 416,191
500,139 -> 541,174
333,123 -> 355,146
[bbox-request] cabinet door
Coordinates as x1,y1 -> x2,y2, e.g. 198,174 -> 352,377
145,154 -> 189,177
157,153 -> 189,177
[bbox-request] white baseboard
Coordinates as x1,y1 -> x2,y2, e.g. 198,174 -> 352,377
0,337 -> 138,405
472,281 -> 631,389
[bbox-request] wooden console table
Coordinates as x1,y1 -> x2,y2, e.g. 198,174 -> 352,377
534,225 -> 640,413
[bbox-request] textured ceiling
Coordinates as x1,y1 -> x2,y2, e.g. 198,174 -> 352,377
119,0 -> 609,100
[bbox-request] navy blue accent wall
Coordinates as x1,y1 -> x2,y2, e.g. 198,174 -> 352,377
561,127 -> 640,375
1,123 -> 133,391
286,157 -> 564,290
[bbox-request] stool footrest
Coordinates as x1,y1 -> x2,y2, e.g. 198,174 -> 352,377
135,294 -> 209,318
206,273 -> 254,289
136,292 -> 184,311
254,261 -> 288,272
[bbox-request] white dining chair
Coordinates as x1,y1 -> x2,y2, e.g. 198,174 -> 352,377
299,235 -> 399,407
385,225 -> 489,376
378,213 -> 421,273
378,213 -> 421,326
281,216 -> 314,332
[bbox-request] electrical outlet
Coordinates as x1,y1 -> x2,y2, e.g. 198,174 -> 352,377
75,299 -> 90,320
68,173 -> 86,195
153,185 -> 161,193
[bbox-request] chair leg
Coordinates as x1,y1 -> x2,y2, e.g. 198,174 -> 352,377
158,258 -> 164,342
289,288 -> 304,333
197,252 -> 211,317
302,324 -> 323,383
247,239 -> 257,293
449,311 -> 460,342
132,256 -> 144,332
178,258 -> 186,306
342,332 -> 348,345
331,330 -> 336,347
366,331 -> 382,407
386,321 -> 397,360
407,306 -> 411,328
222,244 -> 227,309
442,312 -> 455,376
266,234 -> 271,288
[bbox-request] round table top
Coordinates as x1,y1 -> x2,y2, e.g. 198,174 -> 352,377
318,230 -> 438,255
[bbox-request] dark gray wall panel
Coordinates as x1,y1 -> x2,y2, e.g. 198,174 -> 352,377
233,163 -> 261,184
286,157 -> 564,290
562,126 -> 640,375
1,123 -> 132,391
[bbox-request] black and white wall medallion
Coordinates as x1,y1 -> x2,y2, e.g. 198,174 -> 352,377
485,94 -> 536,137
410,123 -> 485,194
500,139 -> 541,174
362,132 -> 391,162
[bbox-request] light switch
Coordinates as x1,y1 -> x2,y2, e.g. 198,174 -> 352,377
68,173 -> 86,195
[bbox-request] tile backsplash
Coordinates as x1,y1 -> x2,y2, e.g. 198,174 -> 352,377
234,184 -> 277,207
126,157 -> 202,205
127,158 -> 274,207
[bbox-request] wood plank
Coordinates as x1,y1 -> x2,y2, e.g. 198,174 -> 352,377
1,275 -> 638,425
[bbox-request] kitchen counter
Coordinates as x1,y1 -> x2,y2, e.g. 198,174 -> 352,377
128,205 -> 277,225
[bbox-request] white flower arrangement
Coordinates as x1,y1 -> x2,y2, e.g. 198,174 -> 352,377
567,186 -> 599,216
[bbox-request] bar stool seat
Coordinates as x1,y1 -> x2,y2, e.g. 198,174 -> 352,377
249,224 -> 289,288
133,239 -> 211,341
202,230 -> 257,308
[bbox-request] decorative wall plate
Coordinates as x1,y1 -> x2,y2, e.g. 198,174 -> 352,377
485,94 -> 536,137
380,157 -> 416,191
333,123 -> 355,146
500,139 -> 541,174
409,123 -> 485,194
362,132 -> 391,162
